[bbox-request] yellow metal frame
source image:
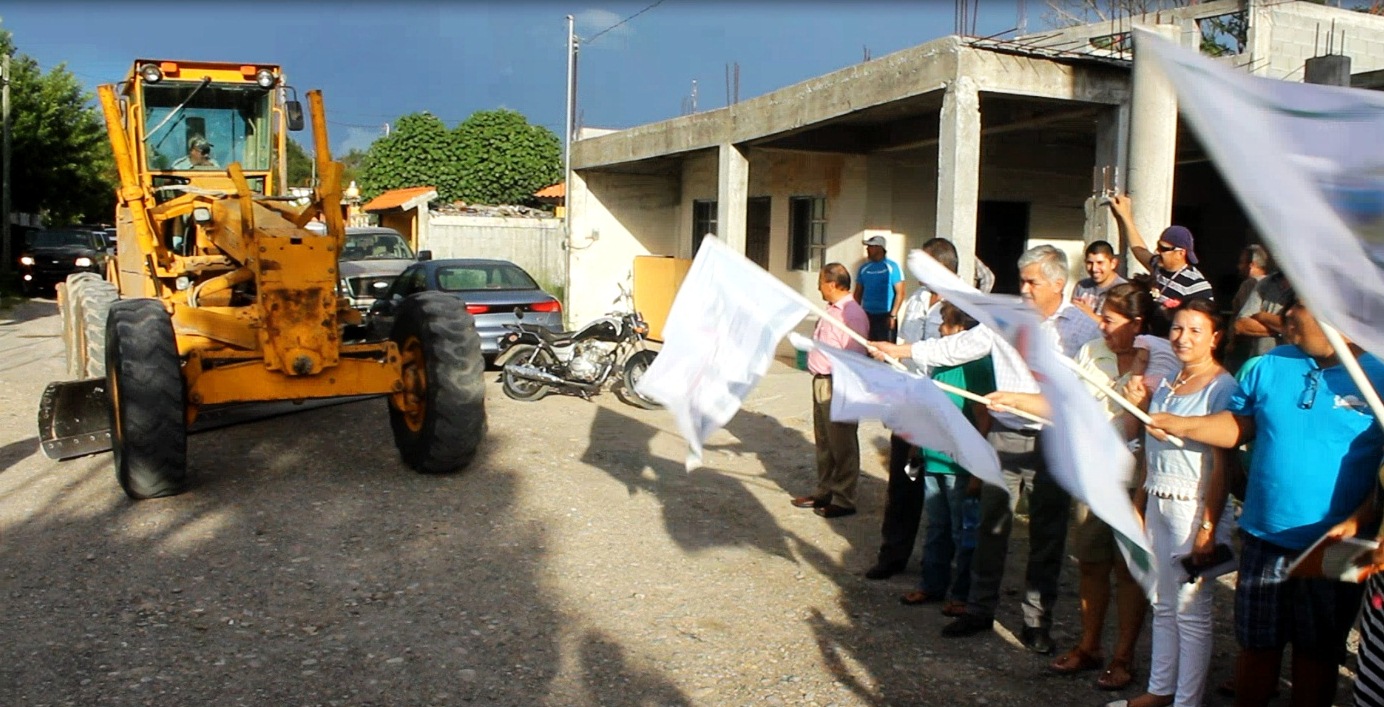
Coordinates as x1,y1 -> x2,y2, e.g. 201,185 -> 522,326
97,60 -> 402,424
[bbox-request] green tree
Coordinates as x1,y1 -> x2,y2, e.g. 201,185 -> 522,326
452,109 -> 560,206
284,137 -> 312,189
1,28 -> 115,225
358,112 -> 459,202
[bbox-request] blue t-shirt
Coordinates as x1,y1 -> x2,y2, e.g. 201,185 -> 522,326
856,258 -> 903,314
1230,346 -> 1384,550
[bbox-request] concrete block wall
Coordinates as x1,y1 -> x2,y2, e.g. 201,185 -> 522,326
567,169 -> 681,327
1260,3 -> 1384,80
425,215 -> 566,294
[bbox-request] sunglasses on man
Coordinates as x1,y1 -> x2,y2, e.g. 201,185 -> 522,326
1155,243 -> 1182,253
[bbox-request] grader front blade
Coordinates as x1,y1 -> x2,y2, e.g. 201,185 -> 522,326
37,378 -> 111,460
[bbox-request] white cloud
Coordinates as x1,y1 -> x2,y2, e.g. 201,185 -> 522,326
336,126 -> 383,156
576,8 -> 635,46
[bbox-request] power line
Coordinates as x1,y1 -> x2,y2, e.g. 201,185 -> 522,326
583,0 -> 667,45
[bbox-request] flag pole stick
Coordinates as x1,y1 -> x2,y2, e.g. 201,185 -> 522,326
1057,356 -> 1184,448
808,304 -> 1053,426
1320,322 -> 1384,434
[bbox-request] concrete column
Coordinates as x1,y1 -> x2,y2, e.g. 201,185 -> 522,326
1083,104 -> 1128,251
935,75 -> 981,285
1125,23 -> 1180,276
1305,55 -> 1352,87
716,143 -> 748,254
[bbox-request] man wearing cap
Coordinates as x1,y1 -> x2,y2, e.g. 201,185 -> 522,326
173,136 -> 220,170
855,235 -> 906,341
1106,195 -> 1213,334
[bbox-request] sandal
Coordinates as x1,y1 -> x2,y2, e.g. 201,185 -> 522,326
899,590 -> 941,606
941,600 -> 967,617
1048,647 -> 1103,675
1096,658 -> 1135,691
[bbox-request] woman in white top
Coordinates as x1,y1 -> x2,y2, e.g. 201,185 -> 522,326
1114,299 -> 1239,707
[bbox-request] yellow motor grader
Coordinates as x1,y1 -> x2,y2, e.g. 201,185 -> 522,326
38,59 -> 486,499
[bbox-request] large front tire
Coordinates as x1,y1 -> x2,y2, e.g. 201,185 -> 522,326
62,273 -> 99,379
620,349 -> 662,410
80,279 -> 119,378
388,292 -> 486,474
106,299 -> 188,500
500,345 -> 556,402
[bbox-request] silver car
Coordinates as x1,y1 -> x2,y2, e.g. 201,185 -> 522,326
367,259 -> 563,357
337,227 -> 425,312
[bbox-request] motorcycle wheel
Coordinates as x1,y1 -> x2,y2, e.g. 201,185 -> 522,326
501,345 -> 557,402
620,349 -> 662,410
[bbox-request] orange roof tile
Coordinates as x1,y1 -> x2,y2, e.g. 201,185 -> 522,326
362,186 -> 437,212
534,182 -> 565,199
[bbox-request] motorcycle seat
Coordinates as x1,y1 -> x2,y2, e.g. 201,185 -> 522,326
520,324 -> 573,348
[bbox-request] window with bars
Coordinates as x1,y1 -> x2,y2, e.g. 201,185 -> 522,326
789,196 -> 827,271
692,200 -> 717,254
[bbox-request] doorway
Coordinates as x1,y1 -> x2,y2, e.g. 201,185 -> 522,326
976,200 -> 1030,295
746,197 -> 771,269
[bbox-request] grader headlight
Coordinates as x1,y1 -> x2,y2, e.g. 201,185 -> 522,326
255,69 -> 277,89
139,63 -> 163,84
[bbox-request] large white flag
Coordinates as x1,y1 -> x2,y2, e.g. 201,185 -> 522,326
790,333 -> 1006,492
907,251 -> 1155,594
636,236 -> 813,466
1135,28 -> 1384,358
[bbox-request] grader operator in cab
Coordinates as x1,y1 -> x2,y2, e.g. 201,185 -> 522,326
38,60 -> 487,499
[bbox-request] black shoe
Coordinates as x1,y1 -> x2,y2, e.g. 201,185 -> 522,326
941,613 -> 993,638
1021,627 -> 1055,655
814,504 -> 857,519
864,562 -> 904,580
791,495 -> 827,509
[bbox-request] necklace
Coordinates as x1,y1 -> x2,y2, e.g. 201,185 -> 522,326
1170,359 -> 1216,391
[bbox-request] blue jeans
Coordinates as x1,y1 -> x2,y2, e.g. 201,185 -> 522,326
920,472 -> 980,601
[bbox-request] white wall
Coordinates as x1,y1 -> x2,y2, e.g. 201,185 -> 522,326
424,215 -> 565,292
567,169 -> 680,326
1260,3 -> 1384,80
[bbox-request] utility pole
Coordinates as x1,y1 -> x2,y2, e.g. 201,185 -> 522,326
2,53 -> 11,286
563,14 -> 577,325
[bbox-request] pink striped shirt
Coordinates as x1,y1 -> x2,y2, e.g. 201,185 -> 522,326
808,295 -> 869,375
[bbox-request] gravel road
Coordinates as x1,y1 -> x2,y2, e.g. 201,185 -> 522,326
0,298 -> 1341,705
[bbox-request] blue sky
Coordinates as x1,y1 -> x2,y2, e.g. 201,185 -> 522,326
1,1 -> 1023,155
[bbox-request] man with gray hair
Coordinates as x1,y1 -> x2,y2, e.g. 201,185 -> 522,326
870,244 -> 1100,654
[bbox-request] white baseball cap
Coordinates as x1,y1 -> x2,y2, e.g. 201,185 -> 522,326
863,235 -> 887,247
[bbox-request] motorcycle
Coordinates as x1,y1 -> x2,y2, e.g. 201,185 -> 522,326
495,295 -> 661,409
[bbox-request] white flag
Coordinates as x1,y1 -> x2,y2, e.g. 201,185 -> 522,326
790,333 -> 1005,492
636,236 -> 813,466
906,250 -> 1155,595
1136,28 -> 1384,358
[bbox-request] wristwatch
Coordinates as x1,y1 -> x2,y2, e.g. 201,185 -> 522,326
1199,520 -> 1214,531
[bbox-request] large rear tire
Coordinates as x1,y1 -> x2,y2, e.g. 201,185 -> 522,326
62,273 -> 99,379
80,279 -> 119,379
620,349 -> 662,410
107,299 -> 188,500
500,345 -> 556,402
388,292 -> 486,474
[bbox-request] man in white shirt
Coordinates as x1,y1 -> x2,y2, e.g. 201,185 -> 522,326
866,237 -> 959,580
871,245 -> 1101,655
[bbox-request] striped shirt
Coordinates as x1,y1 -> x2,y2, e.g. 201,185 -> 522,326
1151,255 -> 1215,309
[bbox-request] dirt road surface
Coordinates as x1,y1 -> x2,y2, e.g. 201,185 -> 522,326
0,298 -> 1344,705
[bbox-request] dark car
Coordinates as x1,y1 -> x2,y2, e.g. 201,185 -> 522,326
367,258 -> 562,356
19,227 -> 109,294
337,226 -> 423,312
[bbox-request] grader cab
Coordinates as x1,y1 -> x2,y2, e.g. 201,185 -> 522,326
38,59 -> 486,499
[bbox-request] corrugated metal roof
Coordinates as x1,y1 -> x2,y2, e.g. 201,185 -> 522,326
362,186 -> 437,212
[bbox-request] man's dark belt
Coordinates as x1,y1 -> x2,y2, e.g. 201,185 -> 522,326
813,373 -> 831,380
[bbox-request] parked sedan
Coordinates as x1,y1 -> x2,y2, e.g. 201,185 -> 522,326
19,227 -> 109,294
366,258 -> 563,356
337,226 -> 425,313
